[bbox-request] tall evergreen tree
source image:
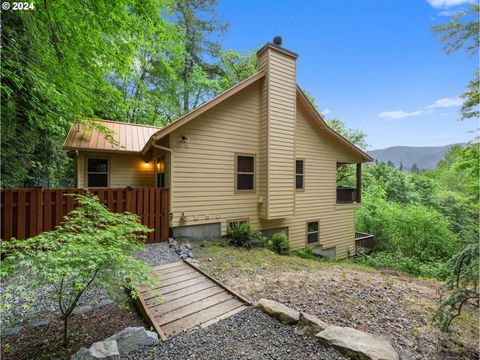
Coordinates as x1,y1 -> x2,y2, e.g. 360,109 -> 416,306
175,0 -> 228,114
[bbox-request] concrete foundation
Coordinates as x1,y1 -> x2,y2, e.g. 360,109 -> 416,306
172,222 -> 221,241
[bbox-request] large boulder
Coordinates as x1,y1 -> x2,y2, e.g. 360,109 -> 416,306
295,312 -> 329,336
316,326 -> 399,360
255,298 -> 299,325
106,327 -> 158,356
72,340 -> 120,360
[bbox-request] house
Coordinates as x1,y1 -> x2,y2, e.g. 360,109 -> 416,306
64,37 -> 372,259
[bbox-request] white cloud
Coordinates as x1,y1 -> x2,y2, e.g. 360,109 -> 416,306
426,0 -> 473,8
426,96 -> 462,109
378,110 -> 424,120
438,9 -> 463,16
322,109 -> 331,115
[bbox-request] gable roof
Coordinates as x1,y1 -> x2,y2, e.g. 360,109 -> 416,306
63,119 -> 161,154
63,70 -> 372,162
141,70 -> 266,153
296,86 -> 373,162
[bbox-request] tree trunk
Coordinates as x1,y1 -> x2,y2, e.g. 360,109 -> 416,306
63,315 -> 69,346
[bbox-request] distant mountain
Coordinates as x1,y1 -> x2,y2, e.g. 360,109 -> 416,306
368,144 -> 459,171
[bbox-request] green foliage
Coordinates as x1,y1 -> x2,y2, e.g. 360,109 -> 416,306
1,0 -> 177,186
217,49 -> 257,91
294,246 -> 315,260
356,251 -> 447,279
357,187 -> 458,262
431,4 -> 479,57
267,233 -> 290,255
0,194 -> 158,345
433,238 -> 479,331
227,222 -> 260,249
460,70 -> 480,121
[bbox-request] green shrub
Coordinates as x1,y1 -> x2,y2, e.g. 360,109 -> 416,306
227,222 -> 260,248
267,232 -> 290,255
356,251 -> 447,280
295,246 -> 315,259
0,194 -> 158,345
356,184 -> 458,263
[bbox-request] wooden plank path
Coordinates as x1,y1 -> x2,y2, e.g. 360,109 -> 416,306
136,260 -> 250,340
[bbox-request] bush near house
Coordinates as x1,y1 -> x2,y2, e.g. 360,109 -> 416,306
0,194 -> 159,345
227,222 -> 261,249
267,233 -> 290,255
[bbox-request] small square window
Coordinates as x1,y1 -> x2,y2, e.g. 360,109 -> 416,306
236,155 -> 255,191
296,159 -> 304,190
306,220 -> 319,244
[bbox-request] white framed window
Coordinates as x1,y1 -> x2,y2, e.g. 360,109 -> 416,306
306,220 -> 319,244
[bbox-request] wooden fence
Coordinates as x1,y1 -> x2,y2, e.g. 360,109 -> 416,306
1,188 -> 169,243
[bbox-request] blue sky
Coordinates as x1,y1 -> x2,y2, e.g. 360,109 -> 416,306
216,0 -> 477,150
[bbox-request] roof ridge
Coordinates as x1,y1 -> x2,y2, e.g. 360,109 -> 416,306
94,119 -> 163,129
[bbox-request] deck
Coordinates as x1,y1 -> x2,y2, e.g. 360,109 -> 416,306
136,260 -> 250,340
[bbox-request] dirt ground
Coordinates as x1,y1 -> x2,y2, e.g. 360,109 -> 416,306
195,243 -> 479,360
1,301 -> 148,360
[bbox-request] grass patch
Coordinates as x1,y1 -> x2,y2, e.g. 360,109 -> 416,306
193,242 -> 367,279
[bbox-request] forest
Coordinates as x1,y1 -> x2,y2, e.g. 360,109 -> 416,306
1,0 -> 478,332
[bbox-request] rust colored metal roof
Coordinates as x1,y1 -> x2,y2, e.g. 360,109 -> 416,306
63,120 -> 162,153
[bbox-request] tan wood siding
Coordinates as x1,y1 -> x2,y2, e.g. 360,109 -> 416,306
259,47 -> 296,219
170,82 -> 262,234
77,152 -> 155,188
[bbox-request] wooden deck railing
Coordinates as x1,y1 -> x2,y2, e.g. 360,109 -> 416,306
1,188 -> 169,243
355,231 -> 374,252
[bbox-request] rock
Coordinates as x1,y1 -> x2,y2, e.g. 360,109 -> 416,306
95,299 -> 114,309
2,326 -> 22,336
106,327 -> 158,356
255,298 -> 299,325
295,312 -> 329,336
72,340 -> 120,360
73,305 -> 93,316
316,326 -> 399,360
184,243 -> 192,250
208,258 -> 212,262
27,319 -> 50,328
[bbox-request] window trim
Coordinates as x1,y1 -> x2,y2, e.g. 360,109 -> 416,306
234,153 -> 256,193
85,156 -> 110,188
295,158 -> 305,191
305,219 -> 320,244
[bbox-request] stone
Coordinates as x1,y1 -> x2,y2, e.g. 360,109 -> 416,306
106,327 -> 158,356
295,312 -> 328,336
315,326 -> 399,360
71,340 -> 120,360
27,319 -> 50,328
2,326 -> 22,336
95,299 -> 114,309
73,305 -> 93,316
255,298 -> 299,325
184,243 -> 192,250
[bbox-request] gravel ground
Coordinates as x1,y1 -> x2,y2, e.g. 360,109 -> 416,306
124,308 -> 349,360
135,242 -> 180,266
2,242 -> 179,327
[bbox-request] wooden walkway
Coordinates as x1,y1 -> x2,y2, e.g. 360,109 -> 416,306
136,261 -> 250,340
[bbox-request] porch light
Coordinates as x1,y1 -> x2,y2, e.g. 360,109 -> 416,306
144,160 -> 150,167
